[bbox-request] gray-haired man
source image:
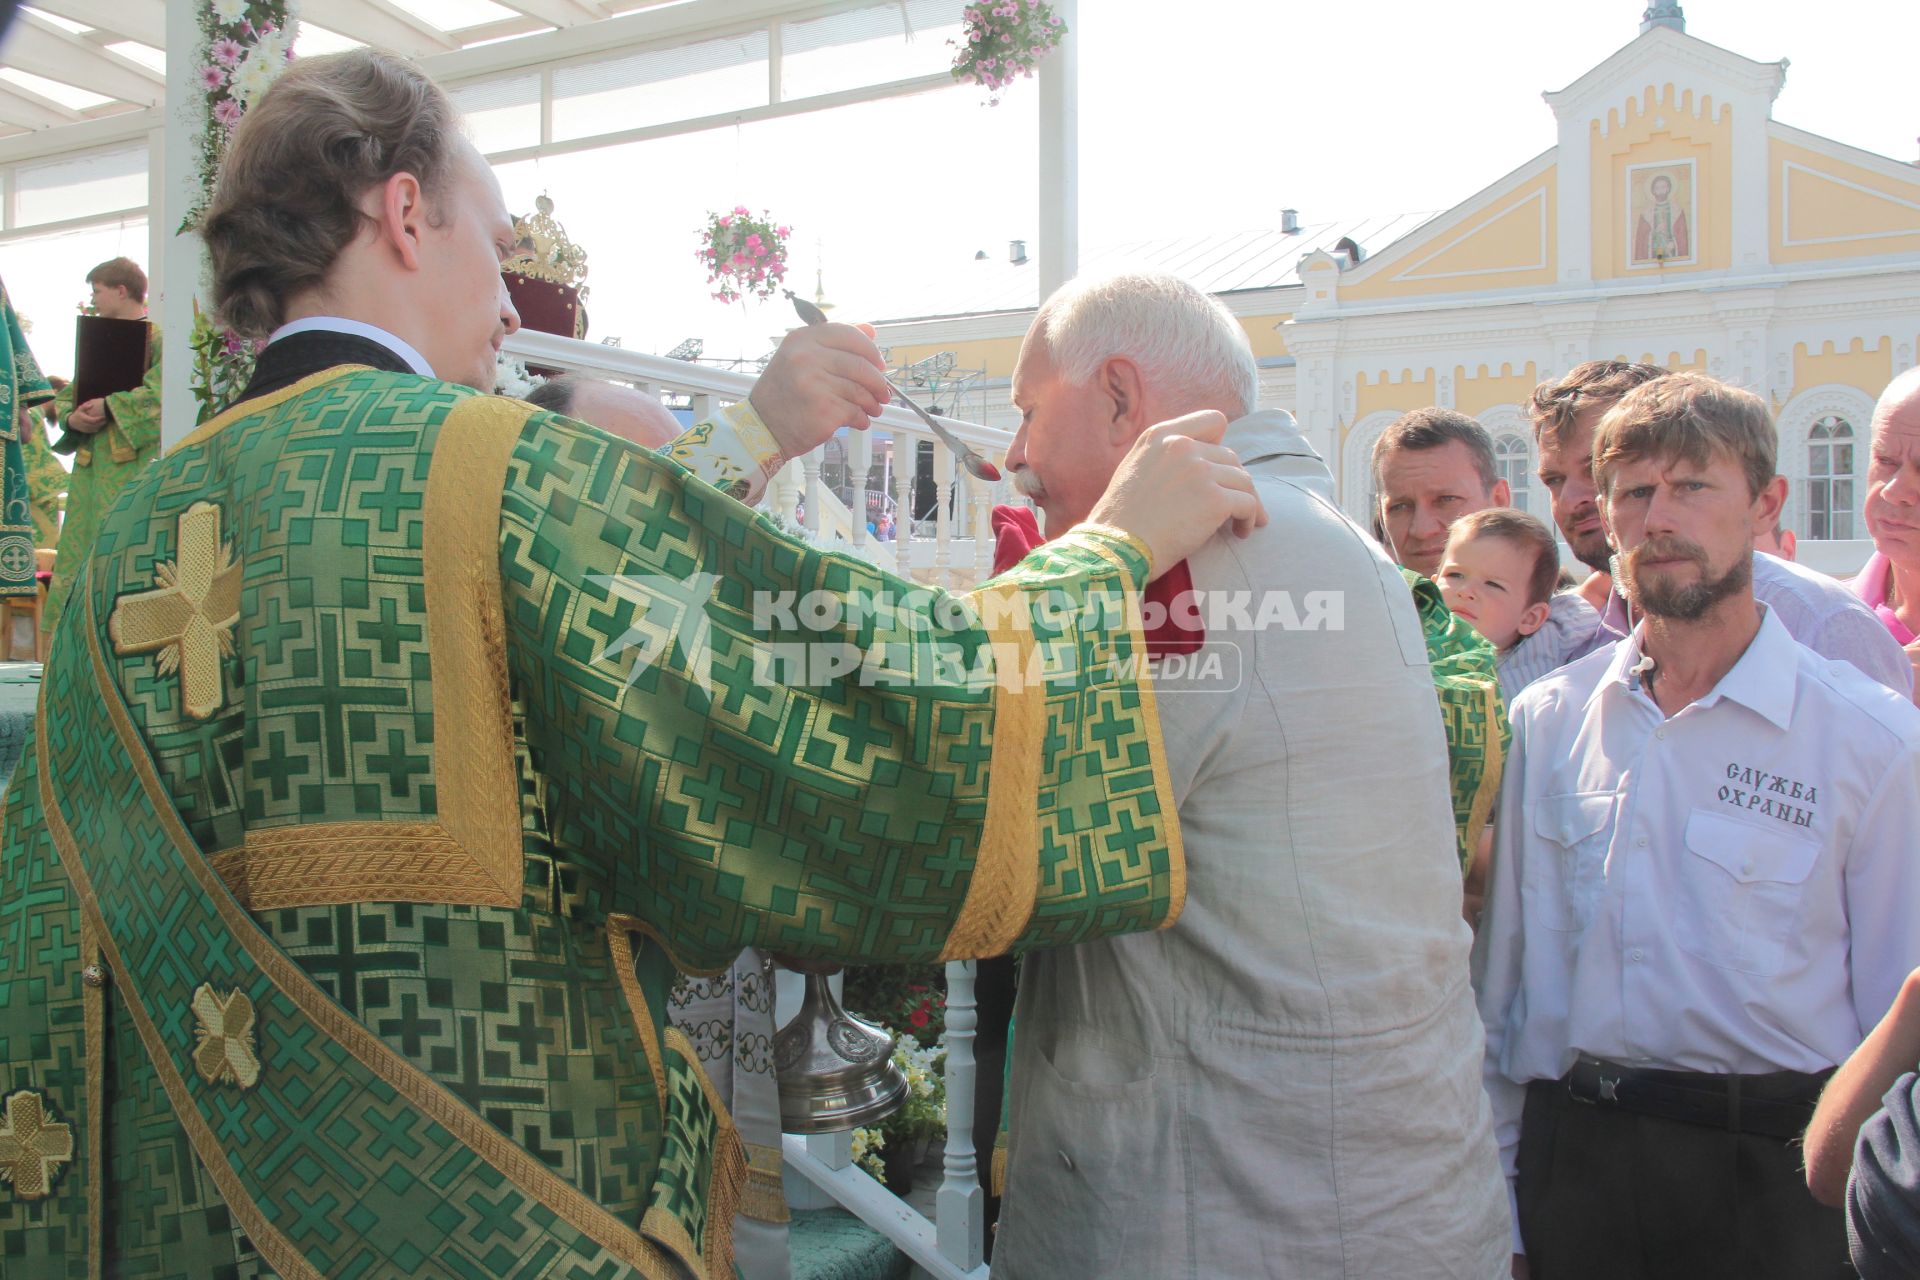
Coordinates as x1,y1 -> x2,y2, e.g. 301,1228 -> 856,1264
992,272 -> 1508,1278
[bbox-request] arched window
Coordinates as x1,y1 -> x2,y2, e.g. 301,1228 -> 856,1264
1494,433 -> 1533,515
1808,416 -> 1855,541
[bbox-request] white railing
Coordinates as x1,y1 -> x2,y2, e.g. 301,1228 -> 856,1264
505,329 -> 1014,590
775,962 -> 989,1280
508,329 -> 1000,1275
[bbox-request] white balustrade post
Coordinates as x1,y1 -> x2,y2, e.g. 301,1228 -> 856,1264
933,447 -> 955,587
973,462 -> 996,580
770,459 -> 804,527
802,454 -> 823,535
936,959 -> 985,1269
848,429 -> 872,555
893,434 -> 916,583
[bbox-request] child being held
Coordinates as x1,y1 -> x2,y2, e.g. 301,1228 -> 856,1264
1434,507 -> 1559,653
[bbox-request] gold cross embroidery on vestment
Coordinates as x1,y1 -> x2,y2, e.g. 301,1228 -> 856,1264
190,983 -> 262,1090
0,1089 -> 73,1199
108,501 -> 242,720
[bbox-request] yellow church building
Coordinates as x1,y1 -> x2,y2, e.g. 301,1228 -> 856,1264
874,8 -> 1920,573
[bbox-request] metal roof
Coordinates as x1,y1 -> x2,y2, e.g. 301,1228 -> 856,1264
870,212 -> 1442,323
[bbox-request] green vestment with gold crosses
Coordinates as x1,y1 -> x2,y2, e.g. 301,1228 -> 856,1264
0,361 -> 1187,1279
0,279 -> 55,596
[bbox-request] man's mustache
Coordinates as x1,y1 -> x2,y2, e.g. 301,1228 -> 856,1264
1011,467 -> 1046,499
1628,536 -> 1709,569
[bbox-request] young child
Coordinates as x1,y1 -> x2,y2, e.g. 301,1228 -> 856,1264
1433,507 -> 1558,653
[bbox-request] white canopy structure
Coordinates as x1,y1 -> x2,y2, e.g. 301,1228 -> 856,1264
0,0 -> 1078,448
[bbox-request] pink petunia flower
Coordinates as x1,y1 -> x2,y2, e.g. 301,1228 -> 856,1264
198,65 -> 227,90
211,37 -> 244,66
213,98 -> 243,128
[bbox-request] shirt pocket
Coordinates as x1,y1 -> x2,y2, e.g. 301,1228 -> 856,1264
1526,792 -> 1618,932
1676,807 -> 1821,976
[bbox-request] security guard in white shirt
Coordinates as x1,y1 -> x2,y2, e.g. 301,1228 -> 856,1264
1475,373 -> 1920,1280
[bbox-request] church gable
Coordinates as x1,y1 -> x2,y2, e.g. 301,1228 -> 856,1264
1339,158 -> 1557,301
1585,82 -> 1732,279
1771,128 -> 1920,264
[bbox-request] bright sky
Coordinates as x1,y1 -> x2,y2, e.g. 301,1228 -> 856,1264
0,0 -> 1913,377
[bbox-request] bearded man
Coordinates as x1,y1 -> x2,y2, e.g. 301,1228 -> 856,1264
1476,373 -> 1920,1280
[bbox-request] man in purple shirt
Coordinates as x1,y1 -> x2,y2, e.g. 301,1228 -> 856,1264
1529,361 -> 1909,699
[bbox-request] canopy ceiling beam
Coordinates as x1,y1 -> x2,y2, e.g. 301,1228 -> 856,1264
28,0 -> 166,50
480,71 -> 951,165
7,12 -> 165,105
490,0 -> 609,28
427,0 -> 906,82
0,78 -> 84,130
321,0 -> 461,57
0,103 -> 155,163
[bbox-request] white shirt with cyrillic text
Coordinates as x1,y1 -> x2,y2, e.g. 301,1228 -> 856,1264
1474,606 -> 1920,1204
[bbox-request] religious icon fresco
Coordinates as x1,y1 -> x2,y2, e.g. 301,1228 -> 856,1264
1628,160 -> 1695,266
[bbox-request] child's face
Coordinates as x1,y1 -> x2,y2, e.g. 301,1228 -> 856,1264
1436,534 -> 1550,650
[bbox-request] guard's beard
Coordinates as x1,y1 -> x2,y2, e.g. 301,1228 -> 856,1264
1620,537 -> 1751,621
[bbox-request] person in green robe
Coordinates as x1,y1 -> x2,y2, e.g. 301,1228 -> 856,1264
0,49 -> 1264,1280
45,256 -> 161,635
21,377 -> 66,548
0,278 -> 55,604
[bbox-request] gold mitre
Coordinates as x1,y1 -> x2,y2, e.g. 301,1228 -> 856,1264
506,194 -> 590,299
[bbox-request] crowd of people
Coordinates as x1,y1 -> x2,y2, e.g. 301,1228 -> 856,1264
4,40 -> 1920,1280
1363,361 -> 1920,1278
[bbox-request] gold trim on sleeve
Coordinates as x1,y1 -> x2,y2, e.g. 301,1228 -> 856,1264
420,396 -> 530,906
80,917 -> 103,1280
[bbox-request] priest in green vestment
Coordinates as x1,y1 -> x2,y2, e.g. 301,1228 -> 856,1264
0,50 -> 1264,1280
0,278 -> 55,601
45,257 -> 162,636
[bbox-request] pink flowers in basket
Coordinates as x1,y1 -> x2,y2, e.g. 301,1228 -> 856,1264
952,0 -> 1067,104
697,207 -> 791,305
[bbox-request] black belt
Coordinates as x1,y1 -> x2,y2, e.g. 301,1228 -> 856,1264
1564,1055 -> 1832,1142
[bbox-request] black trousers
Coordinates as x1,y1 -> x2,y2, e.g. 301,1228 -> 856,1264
1516,1077 -> 1853,1279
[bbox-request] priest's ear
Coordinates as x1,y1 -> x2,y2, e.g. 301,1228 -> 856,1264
369,171 -> 430,271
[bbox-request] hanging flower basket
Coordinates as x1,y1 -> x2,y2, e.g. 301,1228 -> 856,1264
951,1 -> 1067,105
696,208 -> 790,305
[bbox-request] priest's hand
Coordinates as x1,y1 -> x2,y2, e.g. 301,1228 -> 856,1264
1082,411 -> 1267,578
750,321 -> 890,458
67,398 -> 107,434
